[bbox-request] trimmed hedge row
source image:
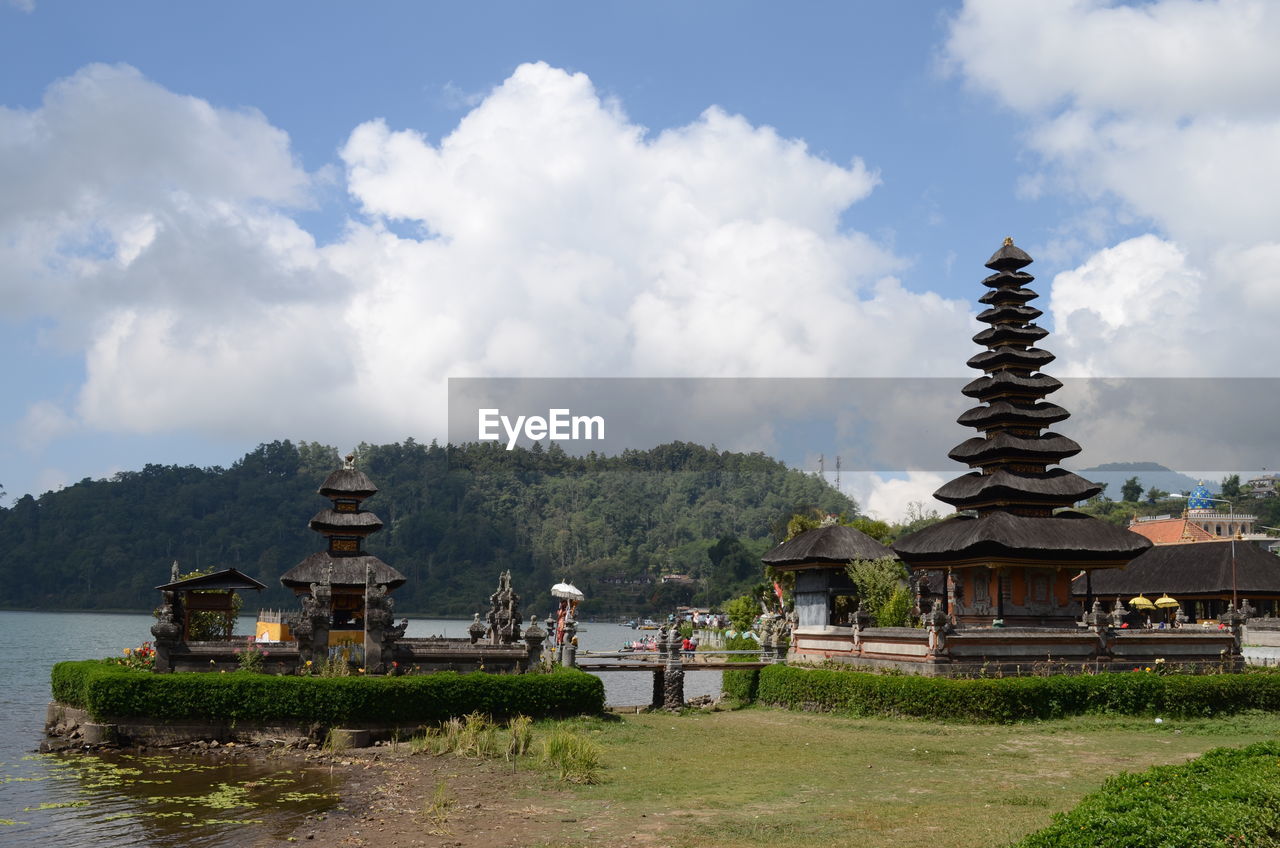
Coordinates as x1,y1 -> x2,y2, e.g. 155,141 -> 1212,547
734,664 -> 1280,722
52,660 -> 604,724
720,635 -> 762,703
1013,741 -> 1280,847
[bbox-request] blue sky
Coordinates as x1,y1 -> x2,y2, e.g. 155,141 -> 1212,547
2,1 -> 1277,519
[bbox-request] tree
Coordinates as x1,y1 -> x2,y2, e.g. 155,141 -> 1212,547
1221,474 -> 1242,501
648,580 -> 694,611
725,594 -> 761,631
1120,476 -> 1143,503
850,516 -> 893,543
1146,487 -> 1169,503
846,557 -> 910,626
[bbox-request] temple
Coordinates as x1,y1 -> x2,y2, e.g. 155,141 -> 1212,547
894,238 -> 1152,627
782,240 -> 1245,673
278,454 -> 407,636
150,455 -> 547,674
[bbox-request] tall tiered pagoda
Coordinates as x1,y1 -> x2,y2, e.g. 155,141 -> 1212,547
280,454 -> 406,631
894,239 -> 1151,627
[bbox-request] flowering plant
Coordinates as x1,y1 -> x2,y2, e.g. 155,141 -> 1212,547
234,643 -> 269,672
111,641 -> 156,670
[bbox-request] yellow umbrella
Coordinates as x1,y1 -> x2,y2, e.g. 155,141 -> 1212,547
1129,595 -> 1156,610
1154,595 -> 1179,609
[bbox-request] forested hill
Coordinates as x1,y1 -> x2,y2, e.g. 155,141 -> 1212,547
1,440 -> 854,616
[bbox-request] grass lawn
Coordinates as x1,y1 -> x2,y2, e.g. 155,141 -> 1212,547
524,707 -> 1280,848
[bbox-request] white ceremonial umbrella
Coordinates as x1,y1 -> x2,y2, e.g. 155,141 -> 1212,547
551,582 -> 584,600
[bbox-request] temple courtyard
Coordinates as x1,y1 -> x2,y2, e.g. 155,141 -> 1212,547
249,707 -> 1280,848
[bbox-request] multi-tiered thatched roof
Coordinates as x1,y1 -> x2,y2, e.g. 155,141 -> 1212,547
895,240 -> 1150,569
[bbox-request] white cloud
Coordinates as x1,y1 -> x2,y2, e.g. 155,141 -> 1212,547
946,0 -> 1280,119
946,0 -> 1280,378
847,472 -> 948,523
1049,235 -> 1208,377
7,61 -> 977,455
18,400 -> 76,450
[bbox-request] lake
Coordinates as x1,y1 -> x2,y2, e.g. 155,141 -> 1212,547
0,610 -> 720,847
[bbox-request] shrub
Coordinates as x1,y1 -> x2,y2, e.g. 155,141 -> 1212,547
235,644 -> 266,672
540,728 -> 602,784
744,665 -> 1280,723
50,661 -> 604,724
1013,741 -> 1280,847
877,587 -> 915,628
507,714 -> 533,762
846,557 -> 912,626
720,634 -> 762,703
725,595 -> 760,632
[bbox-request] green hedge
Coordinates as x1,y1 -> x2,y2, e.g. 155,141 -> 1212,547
720,635 -> 762,703
746,665 -> 1280,722
52,661 -> 604,724
1013,741 -> 1280,847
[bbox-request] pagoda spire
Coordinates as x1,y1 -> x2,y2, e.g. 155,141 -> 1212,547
935,238 -> 1101,515
894,240 -> 1151,627
308,453 -> 384,555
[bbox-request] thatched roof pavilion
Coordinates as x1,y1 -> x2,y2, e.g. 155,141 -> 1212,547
894,240 -> 1150,626
1073,540 -> 1280,620
764,523 -> 896,629
763,523 -> 895,569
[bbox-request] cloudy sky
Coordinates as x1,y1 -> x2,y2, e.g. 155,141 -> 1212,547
2,0 -> 1277,519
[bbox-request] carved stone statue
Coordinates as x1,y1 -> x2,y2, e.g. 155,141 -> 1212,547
948,570 -> 965,617
852,599 -> 871,631
1084,599 -> 1107,631
150,588 -> 182,672
364,564 -> 405,673
1109,598 -> 1127,629
522,614 -> 546,670
486,570 -> 522,645
926,605 -> 950,655
291,569 -> 333,668
469,612 -> 486,644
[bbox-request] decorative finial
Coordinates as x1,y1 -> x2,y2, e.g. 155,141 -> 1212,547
1003,236 -> 1014,246
343,453 -> 355,470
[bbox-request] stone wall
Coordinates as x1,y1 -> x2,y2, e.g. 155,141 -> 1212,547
789,625 -> 1241,675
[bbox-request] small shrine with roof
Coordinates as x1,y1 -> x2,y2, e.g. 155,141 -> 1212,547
272,454 -> 408,644
762,518 -> 897,629
147,453 -> 549,675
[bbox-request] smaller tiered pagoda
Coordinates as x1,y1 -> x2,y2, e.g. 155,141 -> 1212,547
278,455 -> 407,663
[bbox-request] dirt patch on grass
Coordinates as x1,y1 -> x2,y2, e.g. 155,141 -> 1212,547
252,747 -> 578,848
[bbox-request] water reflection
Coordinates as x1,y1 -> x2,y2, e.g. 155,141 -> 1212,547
1,750 -> 339,846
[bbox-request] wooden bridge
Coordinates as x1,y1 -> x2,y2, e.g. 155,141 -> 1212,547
575,649 -> 773,672
577,660 -> 771,671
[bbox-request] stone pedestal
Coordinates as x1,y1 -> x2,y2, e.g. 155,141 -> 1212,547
522,615 -> 546,670
662,662 -> 685,711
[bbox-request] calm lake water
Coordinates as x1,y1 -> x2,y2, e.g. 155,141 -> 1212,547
0,610 -> 719,847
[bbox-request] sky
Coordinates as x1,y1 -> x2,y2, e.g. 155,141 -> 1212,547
2,0 -> 1278,521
